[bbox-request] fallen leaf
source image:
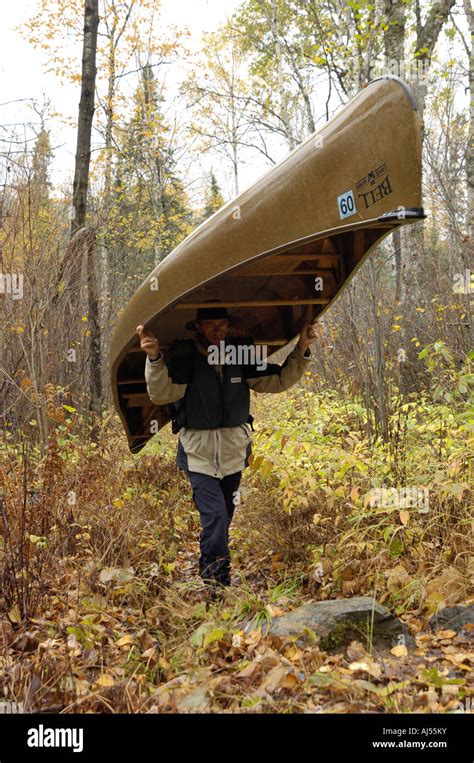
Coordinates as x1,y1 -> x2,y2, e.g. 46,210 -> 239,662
437,630 -> 457,640
8,605 -> 21,623
99,567 -> 135,584
236,660 -> 262,679
260,665 -> 298,693
11,632 -> 40,652
116,634 -> 134,647
424,568 -> 465,609
96,674 -> 115,687
346,641 -> 368,662
176,685 -> 210,712
391,645 -> 408,657
348,661 -> 383,679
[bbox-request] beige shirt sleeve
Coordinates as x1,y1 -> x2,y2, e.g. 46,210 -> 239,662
246,346 -> 312,394
144,353 -> 188,405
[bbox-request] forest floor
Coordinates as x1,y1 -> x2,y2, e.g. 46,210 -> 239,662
1,388 -> 472,714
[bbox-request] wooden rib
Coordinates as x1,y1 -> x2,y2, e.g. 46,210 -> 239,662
121,394 -> 152,407
230,268 -> 336,277
174,298 -> 329,308
284,238 -> 339,255
354,229 -> 365,258
273,253 -> 340,260
127,337 -> 292,354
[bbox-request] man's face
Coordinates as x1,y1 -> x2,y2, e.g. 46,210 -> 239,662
196,319 -> 229,345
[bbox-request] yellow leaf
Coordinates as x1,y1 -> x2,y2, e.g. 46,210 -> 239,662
391,645 -> 408,657
116,634 -> 134,647
250,454 -> 263,472
349,661 -> 371,672
8,605 -> 21,623
112,499 -> 124,508
260,459 -> 274,478
437,630 -> 457,640
96,674 -> 115,687
399,510 -> 410,526
350,486 -> 359,502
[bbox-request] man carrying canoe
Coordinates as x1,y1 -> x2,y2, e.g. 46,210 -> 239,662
136,306 -> 318,599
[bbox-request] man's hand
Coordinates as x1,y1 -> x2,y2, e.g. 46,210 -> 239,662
296,321 -> 321,354
136,324 -> 159,360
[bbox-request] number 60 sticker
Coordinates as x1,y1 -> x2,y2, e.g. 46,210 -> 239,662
337,189 -> 356,220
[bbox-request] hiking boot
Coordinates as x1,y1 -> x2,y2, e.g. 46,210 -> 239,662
203,579 -> 229,603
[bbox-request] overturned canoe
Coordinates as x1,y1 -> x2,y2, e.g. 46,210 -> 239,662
110,75 -> 425,452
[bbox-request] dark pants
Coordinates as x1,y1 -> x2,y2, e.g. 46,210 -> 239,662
187,470 -> 242,586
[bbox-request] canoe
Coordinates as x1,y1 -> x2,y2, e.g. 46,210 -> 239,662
110,75 -> 425,453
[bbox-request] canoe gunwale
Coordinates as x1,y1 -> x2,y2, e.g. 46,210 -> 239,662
368,75 -> 419,111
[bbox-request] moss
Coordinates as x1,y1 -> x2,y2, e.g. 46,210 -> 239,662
319,617 -> 372,651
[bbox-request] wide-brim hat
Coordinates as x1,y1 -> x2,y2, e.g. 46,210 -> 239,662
185,301 -> 232,331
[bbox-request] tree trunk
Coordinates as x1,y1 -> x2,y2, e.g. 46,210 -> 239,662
395,0 -> 455,391
71,0 -> 99,237
383,0 -> 406,304
463,0 -> 473,344
68,0 -> 100,417
263,0 -> 296,149
86,226 -> 102,441
383,0 -> 408,389
368,260 -> 389,441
